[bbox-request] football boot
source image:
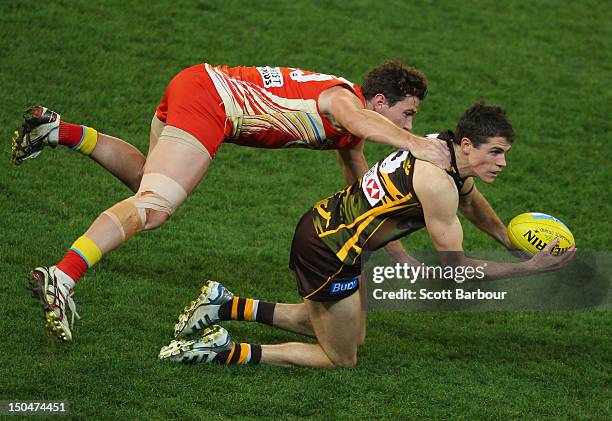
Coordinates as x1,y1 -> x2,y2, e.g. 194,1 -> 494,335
173,281 -> 233,338
159,325 -> 233,364
11,106 -> 60,164
28,266 -> 79,341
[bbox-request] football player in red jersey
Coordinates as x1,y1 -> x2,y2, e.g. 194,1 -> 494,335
12,61 -> 450,341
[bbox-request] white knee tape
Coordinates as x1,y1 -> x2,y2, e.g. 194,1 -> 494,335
159,126 -> 210,156
150,114 -> 164,143
135,172 -> 188,215
103,199 -> 147,241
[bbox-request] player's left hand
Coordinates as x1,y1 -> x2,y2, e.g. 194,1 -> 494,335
528,239 -> 577,272
410,137 -> 451,169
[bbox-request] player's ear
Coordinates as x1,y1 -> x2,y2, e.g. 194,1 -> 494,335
460,137 -> 472,154
372,93 -> 387,111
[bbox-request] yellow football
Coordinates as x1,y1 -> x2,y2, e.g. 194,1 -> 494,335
507,212 -> 575,256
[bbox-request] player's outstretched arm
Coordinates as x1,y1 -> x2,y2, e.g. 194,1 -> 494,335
335,141 -> 369,185
320,86 -> 450,169
414,161 -> 576,280
458,179 -> 513,249
383,240 -> 421,265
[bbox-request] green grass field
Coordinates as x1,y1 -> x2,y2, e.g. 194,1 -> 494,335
1,0 -> 611,419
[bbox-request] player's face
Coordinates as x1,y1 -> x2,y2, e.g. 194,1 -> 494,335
467,137 -> 512,183
379,96 -> 420,131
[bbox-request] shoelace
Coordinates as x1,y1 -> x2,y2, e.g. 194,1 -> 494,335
54,283 -> 80,329
65,289 -> 81,329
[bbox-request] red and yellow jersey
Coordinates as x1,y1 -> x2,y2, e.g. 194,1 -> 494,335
205,64 -> 365,150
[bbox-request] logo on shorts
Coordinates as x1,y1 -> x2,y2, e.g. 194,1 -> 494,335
256,66 -> 284,88
330,276 -> 360,295
362,164 -> 385,206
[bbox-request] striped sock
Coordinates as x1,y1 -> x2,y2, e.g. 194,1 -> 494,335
55,236 -> 103,283
216,343 -> 262,365
58,121 -> 98,155
218,297 -> 276,325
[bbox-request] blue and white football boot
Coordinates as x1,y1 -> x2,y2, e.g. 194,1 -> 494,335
159,325 -> 234,364
173,281 -> 234,338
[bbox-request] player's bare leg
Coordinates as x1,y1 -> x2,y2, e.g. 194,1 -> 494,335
172,279 -> 370,341
261,293 -> 362,368
89,114 -> 164,192
30,126 -> 211,341
86,114 -> 164,192
161,292 -> 362,368
257,282 -> 367,341
358,275 -> 367,345
80,131 -> 210,254
88,133 -> 146,192
173,281 -> 315,338
271,304 -> 314,337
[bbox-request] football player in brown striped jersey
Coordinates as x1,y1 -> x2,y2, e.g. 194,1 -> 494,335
160,102 -> 575,368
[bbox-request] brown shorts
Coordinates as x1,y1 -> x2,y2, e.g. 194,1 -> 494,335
289,211 -> 362,302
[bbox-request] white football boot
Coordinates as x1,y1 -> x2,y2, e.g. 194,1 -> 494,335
159,325 -> 234,364
28,266 -> 79,341
11,106 -> 60,164
173,281 -> 234,338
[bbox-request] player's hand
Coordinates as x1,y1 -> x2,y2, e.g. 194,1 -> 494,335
409,137 -> 451,169
509,248 -> 531,260
528,239 -> 577,272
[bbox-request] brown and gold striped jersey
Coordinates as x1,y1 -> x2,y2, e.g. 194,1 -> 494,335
311,134 -> 464,265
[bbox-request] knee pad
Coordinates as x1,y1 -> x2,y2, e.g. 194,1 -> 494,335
103,172 -> 187,240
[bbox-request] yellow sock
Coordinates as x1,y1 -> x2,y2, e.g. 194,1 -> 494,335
70,235 -> 102,267
74,127 -> 98,155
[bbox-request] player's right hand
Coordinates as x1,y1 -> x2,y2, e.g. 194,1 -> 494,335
410,137 -> 451,169
528,239 -> 576,273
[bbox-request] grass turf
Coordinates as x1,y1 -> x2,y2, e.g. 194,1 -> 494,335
0,0 -> 610,419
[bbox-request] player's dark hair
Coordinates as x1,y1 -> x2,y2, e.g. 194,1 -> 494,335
454,101 -> 515,147
362,61 -> 428,105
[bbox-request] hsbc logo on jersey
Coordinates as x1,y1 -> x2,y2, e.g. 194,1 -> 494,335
366,179 -> 381,199
362,164 -> 386,207
256,66 -> 284,88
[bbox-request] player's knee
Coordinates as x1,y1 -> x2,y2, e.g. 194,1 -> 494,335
143,207 -> 170,230
324,347 -> 358,368
135,172 -> 188,230
105,193 -> 173,237
102,172 -> 187,239
330,353 -> 358,368
103,199 -> 146,241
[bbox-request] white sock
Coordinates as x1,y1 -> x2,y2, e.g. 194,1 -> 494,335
46,127 -> 59,143
54,267 -> 76,290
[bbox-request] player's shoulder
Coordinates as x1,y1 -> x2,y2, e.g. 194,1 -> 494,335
413,159 -> 458,200
318,85 -> 366,126
321,84 -> 363,104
